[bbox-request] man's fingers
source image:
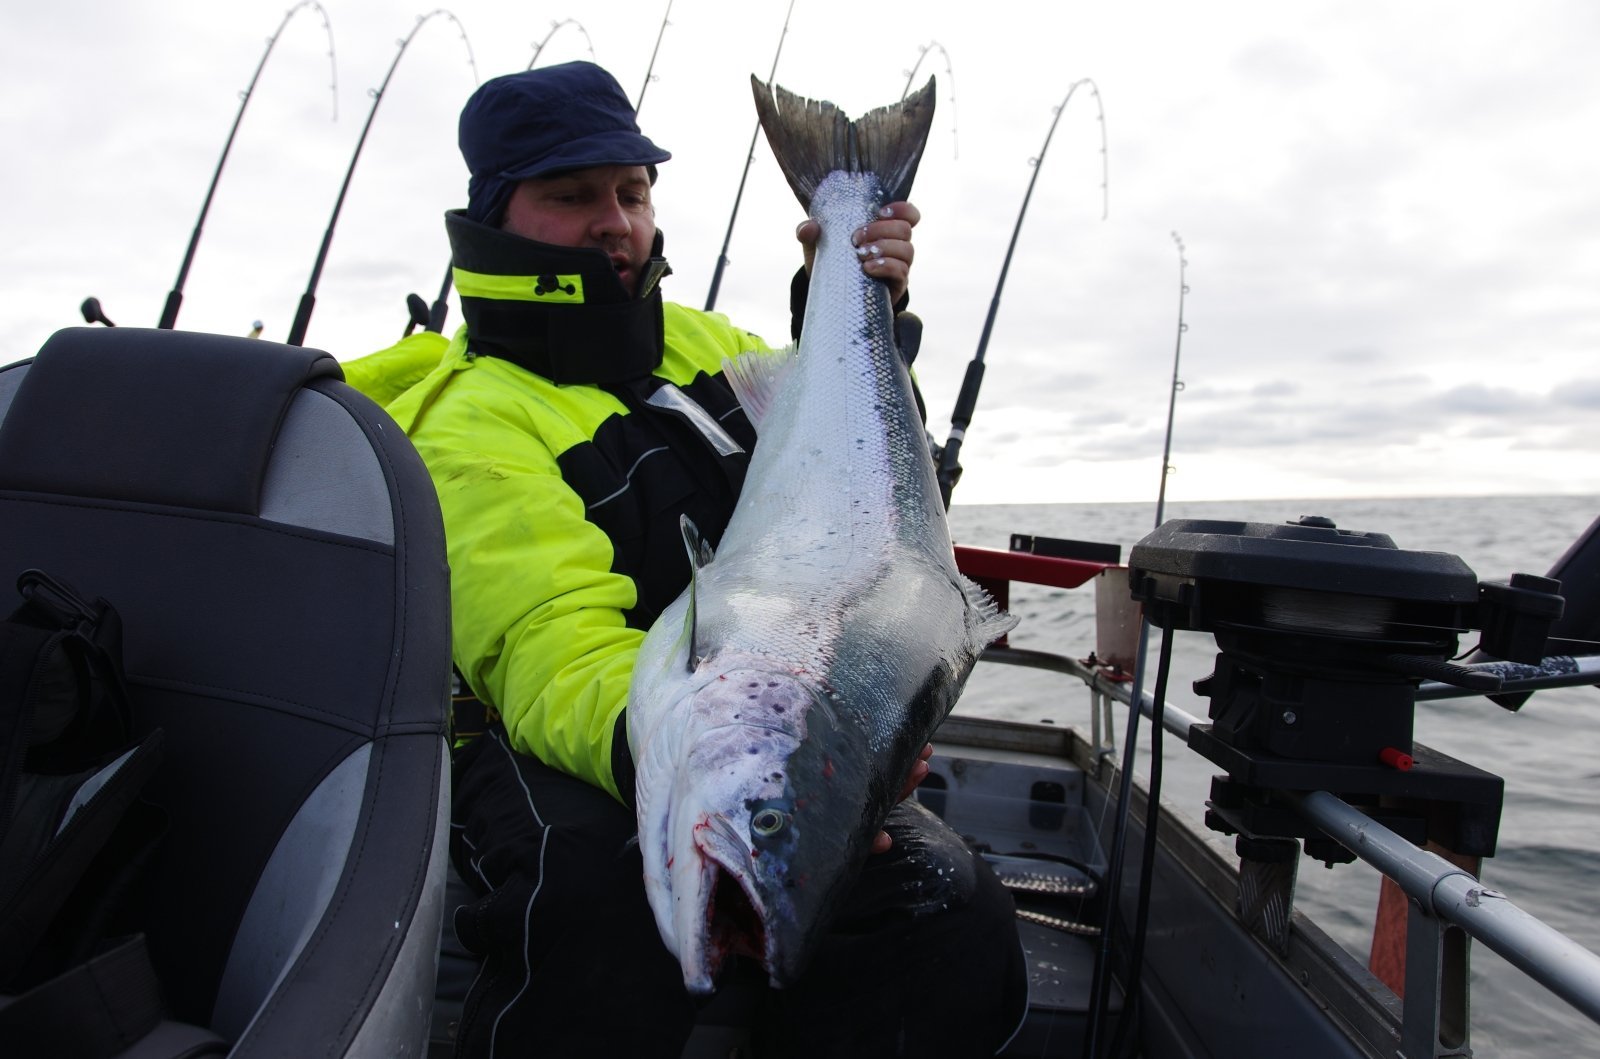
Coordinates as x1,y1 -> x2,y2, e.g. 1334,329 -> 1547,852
897,744 -> 934,802
796,218 -> 820,274
882,200 -> 921,227
898,758 -> 930,802
878,747 -> 935,854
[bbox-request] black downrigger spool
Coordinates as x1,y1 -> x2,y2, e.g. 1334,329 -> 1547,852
1127,517 -> 1564,865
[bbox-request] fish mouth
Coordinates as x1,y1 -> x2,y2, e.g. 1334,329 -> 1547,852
703,860 -> 768,974
685,816 -> 772,991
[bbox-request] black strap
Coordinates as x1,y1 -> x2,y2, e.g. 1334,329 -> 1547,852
0,570 -> 165,990
0,734 -> 165,986
1,570 -> 134,782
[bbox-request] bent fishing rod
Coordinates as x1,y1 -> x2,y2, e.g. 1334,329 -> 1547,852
900,41 -> 957,159
703,0 -> 797,313
287,9 -> 477,347
411,18 -> 597,337
1153,232 -> 1188,523
80,4 -> 337,332
634,0 -> 674,120
936,77 -> 1108,509
1084,231 -> 1190,1059
163,3 -> 337,331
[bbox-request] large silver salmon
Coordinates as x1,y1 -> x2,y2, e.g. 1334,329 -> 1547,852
626,75 -> 1016,993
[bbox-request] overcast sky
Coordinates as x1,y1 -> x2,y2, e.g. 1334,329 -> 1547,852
3,0 -> 1596,505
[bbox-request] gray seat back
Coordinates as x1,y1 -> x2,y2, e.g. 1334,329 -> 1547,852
0,327 -> 452,1056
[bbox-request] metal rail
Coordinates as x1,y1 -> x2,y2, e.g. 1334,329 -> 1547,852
1296,789 -> 1600,1053
978,644 -> 1207,741
1127,657 -> 1600,1038
974,565 -> 1600,1055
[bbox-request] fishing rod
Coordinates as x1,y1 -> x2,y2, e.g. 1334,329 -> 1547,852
935,77 -> 1108,509
414,18 -> 594,336
78,4 -> 337,332
286,9 -> 478,347
634,0 -> 674,118
1085,232 -> 1192,1059
703,0 -> 797,313
159,2 -> 337,331
527,17 -> 597,68
1153,232 -> 1189,523
900,41 -> 957,159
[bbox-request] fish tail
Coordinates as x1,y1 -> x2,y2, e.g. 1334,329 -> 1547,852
750,76 -> 936,211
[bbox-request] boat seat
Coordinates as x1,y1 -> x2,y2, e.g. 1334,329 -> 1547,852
0,327 -> 452,1056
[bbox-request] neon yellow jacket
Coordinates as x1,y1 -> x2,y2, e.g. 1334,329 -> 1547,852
344,304 -> 772,802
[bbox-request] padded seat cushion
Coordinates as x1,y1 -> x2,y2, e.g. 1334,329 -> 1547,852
0,328 -> 340,513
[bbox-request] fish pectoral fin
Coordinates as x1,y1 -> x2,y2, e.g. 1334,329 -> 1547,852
680,515 -> 713,669
680,513 -> 715,571
960,574 -> 1021,648
723,345 -> 796,432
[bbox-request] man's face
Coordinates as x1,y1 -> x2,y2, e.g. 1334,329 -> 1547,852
502,165 -> 657,296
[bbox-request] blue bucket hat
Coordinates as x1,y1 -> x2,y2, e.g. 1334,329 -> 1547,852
460,61 -> 672,225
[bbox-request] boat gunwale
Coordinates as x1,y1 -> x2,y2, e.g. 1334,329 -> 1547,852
940,670 -> 1407,1057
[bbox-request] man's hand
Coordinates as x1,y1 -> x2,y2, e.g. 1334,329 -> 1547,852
871,742 -> 934,854
797,200 -> 920,307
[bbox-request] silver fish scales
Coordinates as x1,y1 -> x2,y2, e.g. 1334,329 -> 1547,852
626,75 -> 1016,993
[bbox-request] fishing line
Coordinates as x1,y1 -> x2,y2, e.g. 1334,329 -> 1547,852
704,0 -> 798,312
899,41 -> 959,159
934,77 -> 1108,509
287,9 -> 479,346
1257,586 -> 1397,637
1082,230 -> 1191,1059
140,2 -> 339,332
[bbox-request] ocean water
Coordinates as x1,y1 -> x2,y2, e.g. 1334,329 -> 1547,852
946,494 -> 1600,1058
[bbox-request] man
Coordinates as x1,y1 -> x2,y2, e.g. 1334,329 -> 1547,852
347,61 -> 1025,1057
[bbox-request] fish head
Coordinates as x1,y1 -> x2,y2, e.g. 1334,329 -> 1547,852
641,660 -> 875,993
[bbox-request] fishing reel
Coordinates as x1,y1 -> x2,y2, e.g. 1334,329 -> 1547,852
1127,516 -> 1564,865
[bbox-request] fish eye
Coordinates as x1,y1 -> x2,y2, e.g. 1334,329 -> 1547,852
751,808 -> 788,837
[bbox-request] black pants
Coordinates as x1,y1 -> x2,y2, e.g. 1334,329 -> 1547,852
448,725 -> 1028,1058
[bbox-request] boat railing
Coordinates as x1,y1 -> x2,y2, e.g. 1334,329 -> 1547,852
1296,789 -> 1600,1056
976,638 -> 1600,1058
978,643 -> 1206,748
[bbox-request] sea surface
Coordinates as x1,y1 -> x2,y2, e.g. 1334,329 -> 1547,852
945,494 -> 1600,1058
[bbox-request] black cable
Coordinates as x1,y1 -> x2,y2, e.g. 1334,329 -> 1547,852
1107,628 -> 1174,1059
1082,622 -> 1151,1059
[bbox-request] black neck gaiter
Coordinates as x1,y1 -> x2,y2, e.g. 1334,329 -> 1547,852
445,210 -> 673,385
